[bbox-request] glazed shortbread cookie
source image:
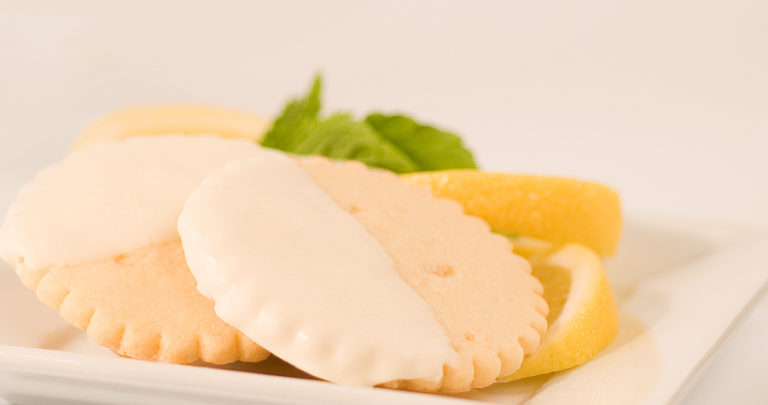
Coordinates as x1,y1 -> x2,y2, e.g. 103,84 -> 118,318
301,159 -> 549,392
178,154 -> 549,393
13,239 -> 265,363
179,154 -> 458,387
0,136 -> 270,364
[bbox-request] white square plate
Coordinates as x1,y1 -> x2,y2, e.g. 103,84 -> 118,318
1,215 -> 766,405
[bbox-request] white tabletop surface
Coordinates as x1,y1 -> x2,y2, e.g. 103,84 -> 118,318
0,1 -> 766,404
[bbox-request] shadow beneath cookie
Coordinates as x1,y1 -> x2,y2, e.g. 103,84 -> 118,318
197,356 -> 317,380
36,327 -> 83,351
450,373 -> 553,404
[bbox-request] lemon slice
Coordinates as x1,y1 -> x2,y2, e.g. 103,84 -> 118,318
401,170 -> 622,256
73,105 -> 271,150
500,242 -> 618,381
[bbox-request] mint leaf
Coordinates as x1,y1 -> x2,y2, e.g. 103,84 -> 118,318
365,114 -> 476,171
262,74 -> 477,173
261,75 -> 322,150
286,113 -> 417,173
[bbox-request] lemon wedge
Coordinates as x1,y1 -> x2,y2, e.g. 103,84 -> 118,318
405,169 -> 620,380
73,105 -> 271,150
401,170 -> 622,256
501,242 -> 618,381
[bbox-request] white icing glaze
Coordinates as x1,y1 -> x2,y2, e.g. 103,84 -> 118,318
178,155 -> 456,386
0,135 -> 266,267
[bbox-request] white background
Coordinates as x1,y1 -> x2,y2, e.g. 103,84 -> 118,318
1,1 -> 766,404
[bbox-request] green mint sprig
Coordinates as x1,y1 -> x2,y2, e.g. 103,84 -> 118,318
261,75 -> 477,173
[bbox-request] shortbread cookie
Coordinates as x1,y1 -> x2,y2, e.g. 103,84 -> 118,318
0,136 -> 271,364
179,154 -> 457,387
300,159 -> 548,392
177,153 -> 548,393
12,239 -> 266,363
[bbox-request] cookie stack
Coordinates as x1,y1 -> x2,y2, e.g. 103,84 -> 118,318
0,136 -> 548,393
